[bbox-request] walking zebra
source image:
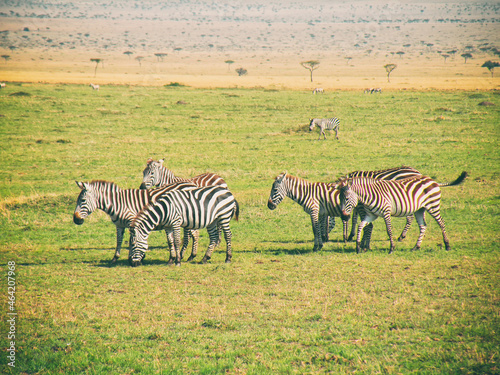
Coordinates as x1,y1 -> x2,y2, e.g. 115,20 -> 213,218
90,83 -> 100,91
309,118 -> 340,140
343,165 -> 422,246
140,158 -> 227,189
129,185 -> 239,266
312,88 -> 324,94
267,172 -> 350,252
73,180 -> 200,263
338,171 -> 467,254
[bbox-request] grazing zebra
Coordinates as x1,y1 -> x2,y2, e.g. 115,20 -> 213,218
309,117 -> 340,140
364,88 -> 373,94
73,180 -> 200,263
371,88 -> 382,94
90,83 -> 99,91
338,172 -> 468,254
129,185 -> 239,267
140,158 -> 227,189
267,172 -> 350,252
343,165 -> 422,246
312,88 -> 324,94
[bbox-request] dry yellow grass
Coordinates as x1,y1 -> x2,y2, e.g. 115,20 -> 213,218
0,1 -> 498,91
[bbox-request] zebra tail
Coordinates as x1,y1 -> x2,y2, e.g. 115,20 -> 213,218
438,171 -> 468,187
233,200 -> 240,222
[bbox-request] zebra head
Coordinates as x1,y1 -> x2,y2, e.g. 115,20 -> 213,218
267,172 -> 288,210
308,119 -> 316,131
73,181 -> 98,225
140,158 -> 164,189
338,180 -> 358,218
128,226 -> 148,267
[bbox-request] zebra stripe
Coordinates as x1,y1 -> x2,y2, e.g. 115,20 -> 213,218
73,180 -> 199,263
129,185 -> 239,266
338,172 -> 467,253
140,158 -> 227,189
309,117 -> 340,140
342,165 -> 422,246
267,172 -> 349,252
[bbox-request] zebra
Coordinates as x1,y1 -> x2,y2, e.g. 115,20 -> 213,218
312,88 -> 324,94
73,180 -> 200,263
363,88 -> 373,94
267,172 -> 351,252
338,171 -> 468,254
140,158 -> 227,190
129,185 -> 239,267
309,118 -> 340,140
90,83 -> 99,91
342,165 -> 422,246
371,88 -> 382,94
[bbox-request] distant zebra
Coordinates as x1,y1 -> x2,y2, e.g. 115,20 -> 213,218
73,180 -> 200,263
129,185 -> 239,266
312,88 -> 324,94
90,83 -> 100,91
364,88 -> 373,94
371,88 -> 382,94
343,165 -> 422,246
267,172 -> 350,252
338,172 -> 468,254
140,158 -> 227,189
309,117 -> 340,140
0,83 -> 6,89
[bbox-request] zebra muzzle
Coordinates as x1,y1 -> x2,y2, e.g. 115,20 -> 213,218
73,213 -> 84,225
267,200 -> 276,210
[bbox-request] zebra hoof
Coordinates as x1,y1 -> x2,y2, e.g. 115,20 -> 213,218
111,256 -> 119,263
398,236 -> 406,242
225,256 -> 232,263
201,256 -> 210,264
187,255 -> 196,262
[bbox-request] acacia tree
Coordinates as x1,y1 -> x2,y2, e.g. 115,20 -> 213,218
482,60 -> 500,77
225,60 -> 235,72
441,54 -> 450,63
135,56 -> 144,67
1,55 -> 10,63
90,58 -> 103,77
301,60 -> 320,82
461,53 -> 472,63
154,53 -> 167,62
235,67 -> 247,76
384,63 -> 397,83
123,51 -> 133,59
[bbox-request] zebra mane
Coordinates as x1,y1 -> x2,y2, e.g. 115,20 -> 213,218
87,180 -> 123,192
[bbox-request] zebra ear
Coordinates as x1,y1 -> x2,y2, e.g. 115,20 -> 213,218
159,158 -> 165,165
76,181 -> 85,190
146,158 -> 153,164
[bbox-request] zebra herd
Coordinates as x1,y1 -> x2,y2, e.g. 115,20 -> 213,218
73,161 -> 467,266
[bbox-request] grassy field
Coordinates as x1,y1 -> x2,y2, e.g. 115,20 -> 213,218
0,84 -> 499,374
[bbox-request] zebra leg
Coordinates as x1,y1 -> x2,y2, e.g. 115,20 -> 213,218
382,212 -> 395,254
112,227 -> 125,263
398,216 -> 414,242
320,214 -> 329,243
172,225 -> 182,266
165,230 -> 176,265
342,219 -> 348,243
356,220 -> 369,254
360,223 -> 374,251
348,212 -> 358,241
310,211 -> 323,252
201,223 -> 221,264
412,209 -> 427,251
186,230 -> 200,262
335,127 -> 339,140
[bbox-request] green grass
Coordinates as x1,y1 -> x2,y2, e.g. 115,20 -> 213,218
0,83 -> 499,374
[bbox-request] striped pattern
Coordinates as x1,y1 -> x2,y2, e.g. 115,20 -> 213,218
140,158 -> 227,189
343,166 -> 422,246
129,185 -> 239,266
73,180 -> 199,262
312,88 -> 324,94
338,172 -> 467,253
309,117 -> 340,140
90,83 -> 99,90
267,172 -> 348,252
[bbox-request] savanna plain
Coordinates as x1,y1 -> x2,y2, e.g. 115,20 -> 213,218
0,84 -> 499,374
